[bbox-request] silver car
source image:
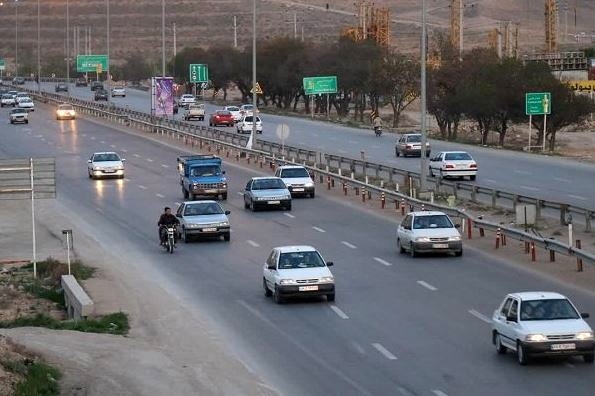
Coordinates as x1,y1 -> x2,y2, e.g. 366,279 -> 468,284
395,133 -> 431,157
87,152 -> 126,179
397,211 -> 462,257
176,201 -> 230,242
244,177 -> 292,211
9,108 -> 28,124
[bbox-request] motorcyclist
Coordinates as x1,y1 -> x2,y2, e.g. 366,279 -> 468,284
373,115 -> 383,135
158,207 -> 179,245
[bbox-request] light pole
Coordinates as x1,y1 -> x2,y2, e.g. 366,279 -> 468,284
161,0 -> 165,77
66,0 -> 70,93
419,0 -> 428,192
106,0 -> 110,99
14,0 -> 18,78
248,0 -> 257,149
37,0 -> 40,92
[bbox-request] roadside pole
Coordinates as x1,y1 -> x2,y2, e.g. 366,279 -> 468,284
528,114 -> 532,150
30,158 -> 37,279
311,95 -> 314,119
542,113 -> 548,152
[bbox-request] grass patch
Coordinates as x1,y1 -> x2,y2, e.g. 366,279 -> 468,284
22,257 -> 95,283
14,362 -> 61,396
24,282 -> 64,307
0,312 -> 129,335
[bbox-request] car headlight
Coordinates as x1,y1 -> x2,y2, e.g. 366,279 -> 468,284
217,221 -> 229,227
279,279 -> 296,285
305,182 -> 314,187
525,334 -> 547,342
448,236 -> 461,241
283,194 -> 291,200
319,276 -> 334,283
257,196 -> 268,201
188,224 -> 199,229
415,237 -> 431,242
576,332 -> 594,340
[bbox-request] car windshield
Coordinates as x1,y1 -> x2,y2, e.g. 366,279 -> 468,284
2,95 -> 11,99
281,168 -> 310,178
191,165 -> 220,177
184,203 -> 223,216
445,152 -> 472,161
278,251 -> 325,269
252,179 -> 285,190
58,105 -> 74,110
93,153 -> 120,162
11,109 -> 25,114
406,135 -> 422,143
413,215 -> 454,229
242,105 -> 254,110
226,106 -> 239,111
520,299 -> 580,321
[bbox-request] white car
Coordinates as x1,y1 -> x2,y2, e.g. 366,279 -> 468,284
176,200 -> 230,242
179,94 -> 196,108
1,94 -> 15,107
397,211 -> 462,257
17,98 -> 34,111
15,93 -> 29,105
224,105 -> 242,122
275,165 -> 315,198
87,152 -> 126,179
9,108 -> 28,124
111,87 -> 126,97
236,115 -> 262,134
428,151 -> 478,180
56,104 -> 76,120
263,245 -> 335,304
239,104 -> 255,116
492,292 -> 594,365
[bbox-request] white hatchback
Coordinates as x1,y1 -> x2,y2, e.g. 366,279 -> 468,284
492,292 -> 594,365
87,152 -> 126,179
224,105 -> 242,122
263,246 -> 335,303
428,151 -> 478,180
397,211 -> 462,257
179,94 -> 196,108
275,165 -> 315,198
111,87 -> 126,97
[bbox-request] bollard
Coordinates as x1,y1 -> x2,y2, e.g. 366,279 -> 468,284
343,182 -> 348,195
319,174 -> 324,184
381,192 -> 386,209
331,178 -> 335,188
394,200 -> 398,210
576,240 -> 583,272
400,199 -> 406,216
260,159 -> 263,168
271,161 -> 276,169
495,228 -> 501,249
524,242 -> 530,254
226,150 -> 230,158
549,250 -> 555,262
247,155 -> 251,164
479,227 -> 485,237
367,190 -> 371,200
466,218 -> 472,240
362,187 -> 366,202
530,242 -> 536,262
501,232 -> 507,246
236,152 -> 240,161
327,176 -> 331,190
355,186 -> 359,196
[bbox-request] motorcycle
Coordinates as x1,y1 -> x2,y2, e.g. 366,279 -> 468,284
161,225 -> 177,254
374,126 -> 382,137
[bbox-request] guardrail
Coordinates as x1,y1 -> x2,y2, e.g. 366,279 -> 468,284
20,86 -> 595,268
61,274 -> 94,320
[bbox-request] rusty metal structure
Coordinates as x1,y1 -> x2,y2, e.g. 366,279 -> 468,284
545,0 -> 558,52
342,1 -> 390,47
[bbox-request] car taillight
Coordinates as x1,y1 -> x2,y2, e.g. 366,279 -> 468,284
469,163 -> 477,168
445,164 -> 455,169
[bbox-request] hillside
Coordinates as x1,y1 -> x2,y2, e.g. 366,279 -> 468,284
0,0 -> 594,71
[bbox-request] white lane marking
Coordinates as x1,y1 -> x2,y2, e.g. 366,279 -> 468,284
81,133 -> 87,137
352,342 -> 365,355
100,140 -> 106,144
373,257 -> 392,266
341,241 -> 357,249
156,193 -> 165,198
283,213 -> 295,218
417,280 -> 437,291
348,140 -> 358,144
312,226 -> 326,233
514,170 -> 531,175
40,137 -> 46,141
372,343 -> 398,360
432,391 -> 448,396
468,309 -> 492,324
121,149 -> 128,153
554,177 -> 570,183
90,136 -> 96,140
161,164 -> 169,168
110,144 -> 116,148
124,178 -> 131,182
138,185 -> 147,190
564,362 -> 575,368
330,305 -> 349,319
568,194 -> 588,201
520,185 -> 539,191
246,240 -> 260,247
484,178 -> 497,183
237,191 -> 244,195
146,158 -> 154,162
133,154 -> 141,158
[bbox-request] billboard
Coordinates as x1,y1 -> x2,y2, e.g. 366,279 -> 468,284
151,77 -> 174,117
567,80 -> 595,92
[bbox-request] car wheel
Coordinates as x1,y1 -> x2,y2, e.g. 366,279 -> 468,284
439,169 -> 444,179
273,286 -> 283,304
310,191 -> 315,198
25,120 -> 28,124
183,229 -> 190,243
221,193 -> 227,200
409,242 -> 416,258
244,199 -> 250,209
223,233 -> 230,242
327,293 -> 335,302
517,342 -> 529,365
88,171 -> 92,179
584,353 -> 594,364
429,167 -> 434,177
397,239 -> 405,254
470,175 -> 477,181
495,333 -> 507,354
250,199 -> 256,212
263,278 -> 272,297
455,249 -> 463,257
396,149 -> 400,157
285,203 -> 292,211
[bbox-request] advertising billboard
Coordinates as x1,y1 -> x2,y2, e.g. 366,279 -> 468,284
151,77 -> 174,117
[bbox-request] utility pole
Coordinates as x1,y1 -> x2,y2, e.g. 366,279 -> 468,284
420,0 -> 428,192
15,0 -> 18,77
294,11 -> 297,39
161,0 -> 165,77
173,22 -> 177,57
107,0 -> 110,94
37,0 -> 40,91
233,16 -> 237,47
248,0 -> 257,149
301,25 -> 304,42
66,0 -> 70,88
459,0 -> 463,59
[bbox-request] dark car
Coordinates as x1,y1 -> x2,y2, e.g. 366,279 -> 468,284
94,89 -> 109,101
75,78 -> 88,87
55,83 -> 68,92
12,77 -> 25,85
90,81 -> 104,91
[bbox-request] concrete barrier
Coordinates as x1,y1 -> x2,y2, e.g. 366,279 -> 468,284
61,274 -> 94,320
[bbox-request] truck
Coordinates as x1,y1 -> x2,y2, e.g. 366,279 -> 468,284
183,103 -> 205,121
177,155 -> 227,200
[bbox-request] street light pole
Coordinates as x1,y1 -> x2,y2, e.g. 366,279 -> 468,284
249,0 -> 257,149
419,0 -> 428,193
14,0 -> 18,78
161,0 -> 165,77
37,0 -> 40,92
66,0 -> 70,93
106,0 -> 110,99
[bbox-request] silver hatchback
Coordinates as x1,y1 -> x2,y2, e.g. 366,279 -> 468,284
244,177 -> 291,211
395,133 -> 431,157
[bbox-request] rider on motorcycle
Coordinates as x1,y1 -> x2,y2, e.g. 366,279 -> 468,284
373,115 -> 383,135
158,207 -> 180,245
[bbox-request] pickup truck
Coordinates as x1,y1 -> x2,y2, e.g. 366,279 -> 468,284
184,103 -> 205,121
178,155 -> 228,200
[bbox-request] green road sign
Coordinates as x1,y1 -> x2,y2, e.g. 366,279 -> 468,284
303,76 -> 338,95
189,64 -> 208,83
76,55 -> 108,73
0,59 -> 5,71
525,92 -> 551,115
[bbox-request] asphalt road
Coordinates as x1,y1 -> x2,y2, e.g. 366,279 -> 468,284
2,101 -> 595,396
24,81 -> 595,211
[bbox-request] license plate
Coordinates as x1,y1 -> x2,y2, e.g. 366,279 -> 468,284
267,200 -> 280,204
293,188 -> 304,192
299,285 -> 318,292
103,169 -> 115,173
204,189 -> 218,193
202,228 -> 217,232
551,343 -> 575,351
432,243 -> 449,248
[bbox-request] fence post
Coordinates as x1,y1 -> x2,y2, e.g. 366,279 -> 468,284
585,211 -> 592,233
560,204 -> 568,226
491,190 -> 497,208
576,240 -> 583,272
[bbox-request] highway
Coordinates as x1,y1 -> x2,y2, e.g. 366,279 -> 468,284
25,81 -> 595,211
2,100 -> 595,395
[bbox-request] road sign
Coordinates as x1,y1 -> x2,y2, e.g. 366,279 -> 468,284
250,82 -> 263,95
525,92 -> 551,115
189,64 -> 208,83
0,59 -> 5,71
96,63 -> 103,74
77,55 -> 108,73
303,76 -> 338,95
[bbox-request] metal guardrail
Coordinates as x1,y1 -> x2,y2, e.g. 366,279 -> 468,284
19,86 -> 595,266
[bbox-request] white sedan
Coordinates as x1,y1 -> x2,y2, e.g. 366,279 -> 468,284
87,152 -> 126,179
17,98 -> 34,111
111,87 -> 126,97
236,115 -> 262,134
428,151 -> 477,180
224,105 -> 242,122
179,94 -> 196,108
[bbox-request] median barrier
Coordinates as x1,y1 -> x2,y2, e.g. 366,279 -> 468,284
61,274 -> 94,320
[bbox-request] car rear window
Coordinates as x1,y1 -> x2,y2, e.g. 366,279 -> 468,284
226,106 -> 239,111
413,215 -> 454,229
520,299 -> 580,321
217,111 -> 231,116
252,179 -> 285,190
444,152 -> 472,161
406,135 -> 422,143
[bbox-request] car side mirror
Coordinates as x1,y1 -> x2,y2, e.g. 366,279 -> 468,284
121,159 -> 126,162
581,313 -> 590,319
403,225 -> 411,230
87,160 -> 92,163
326,261 -> 334,267
267,264 -> 276,270
225,210 -> 230,215
455,224 -> 461,228
222,170 -> 226,174
506,314 -> 517,322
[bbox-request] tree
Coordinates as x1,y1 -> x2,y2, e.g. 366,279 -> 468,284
113,52 -> 154,83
